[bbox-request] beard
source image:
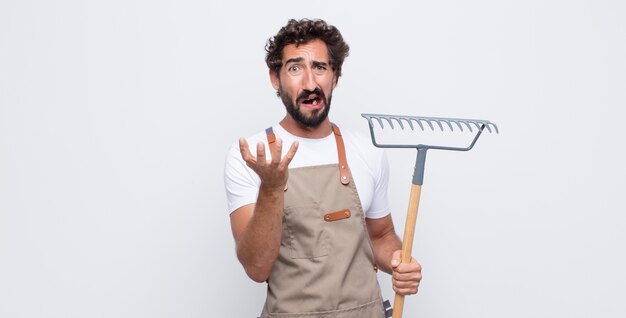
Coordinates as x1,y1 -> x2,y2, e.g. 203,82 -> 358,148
278,87 -> 332,128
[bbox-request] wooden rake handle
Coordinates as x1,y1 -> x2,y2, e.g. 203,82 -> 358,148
392,183 -> 422,318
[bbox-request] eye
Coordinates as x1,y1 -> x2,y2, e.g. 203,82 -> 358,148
313,64 -> 328,74
287,65 -> 301,72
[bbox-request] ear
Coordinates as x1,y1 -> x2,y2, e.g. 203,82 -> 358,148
269,69 -> 280,90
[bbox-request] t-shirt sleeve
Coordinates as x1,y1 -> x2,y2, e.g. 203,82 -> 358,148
223,142 -> 260,214
364,149 -> 391,219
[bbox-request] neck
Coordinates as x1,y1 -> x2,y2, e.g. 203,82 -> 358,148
279,116 -> 332,139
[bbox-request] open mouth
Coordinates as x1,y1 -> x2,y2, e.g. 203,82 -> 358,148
300,95 -> 322,107
296,88 -> 326,109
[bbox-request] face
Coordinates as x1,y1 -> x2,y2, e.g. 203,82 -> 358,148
271,39 -> 337,128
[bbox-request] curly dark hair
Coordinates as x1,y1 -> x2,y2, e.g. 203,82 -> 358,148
265,19 -> 350,78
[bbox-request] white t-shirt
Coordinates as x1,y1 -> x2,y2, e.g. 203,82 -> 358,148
224,124 -> 390,219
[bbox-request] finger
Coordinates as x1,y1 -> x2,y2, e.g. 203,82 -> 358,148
256,142 -> 267,166
391,283 -> 419,296
239,138 -> 256,165
280,141 -> 299,168
270,139 -> 283,165
392,283 -> 419,296
392,277 -> 420,289
394,259 -> 422,274
393,270 -> 422,283
390,250 -> 402,268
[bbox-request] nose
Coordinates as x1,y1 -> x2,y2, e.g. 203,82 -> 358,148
301,68 -> 317,91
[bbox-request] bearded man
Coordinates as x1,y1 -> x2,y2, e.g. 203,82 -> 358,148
224,18 -> 422,318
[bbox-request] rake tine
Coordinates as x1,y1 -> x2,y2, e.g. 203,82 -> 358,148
403,118 -> 415,130
384,117 -> 395,129
451,120 -> 464,132
393,117 -> 405,130
470,121 -> 480,131
441,120 -> 454,131
490,123 -> 500,134
411,118 -> 425,131
434,120 -> 445,131
421,119 -> 435,131
374,117 -> 385,129
463,121 -> 474,132
472,121 -> 484,130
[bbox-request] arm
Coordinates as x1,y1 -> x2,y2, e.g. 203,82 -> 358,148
366,215 -> 401,274
230,138 -> 298,282
366,215 -> 422,295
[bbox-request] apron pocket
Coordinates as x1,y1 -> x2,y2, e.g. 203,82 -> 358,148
284,203 -> 329,259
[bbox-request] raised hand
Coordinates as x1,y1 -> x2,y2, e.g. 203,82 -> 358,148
239,138 -> 299,191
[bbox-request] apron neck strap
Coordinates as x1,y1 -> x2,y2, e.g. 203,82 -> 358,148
331,124 -> 350,185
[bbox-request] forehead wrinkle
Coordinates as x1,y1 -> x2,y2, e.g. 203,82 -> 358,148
282,40 -> 330,65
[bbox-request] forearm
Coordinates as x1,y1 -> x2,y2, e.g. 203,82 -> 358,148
236,184 -> 284,282
371,230 -> 402,274
367,215 -> 402,274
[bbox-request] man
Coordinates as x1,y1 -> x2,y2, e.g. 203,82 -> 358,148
224,19 -> 422,318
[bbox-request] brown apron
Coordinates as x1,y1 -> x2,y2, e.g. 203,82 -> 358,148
260,124 -> 385,318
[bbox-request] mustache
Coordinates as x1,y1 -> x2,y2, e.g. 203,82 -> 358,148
296,88 -> 325,102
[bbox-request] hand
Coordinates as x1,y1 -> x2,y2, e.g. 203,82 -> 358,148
239,138 -> 299,191
390,250 -> 422,296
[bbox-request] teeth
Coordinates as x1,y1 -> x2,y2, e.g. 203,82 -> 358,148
313,99 -> 318,106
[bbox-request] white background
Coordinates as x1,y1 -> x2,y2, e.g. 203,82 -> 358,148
1,0 -> 625,317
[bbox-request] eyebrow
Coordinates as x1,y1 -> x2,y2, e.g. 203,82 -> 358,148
284,57 -> 330,67
312,61 -> 329,68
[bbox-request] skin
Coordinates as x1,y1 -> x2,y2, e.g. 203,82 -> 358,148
230,39 -> 422,294
271,39 -> 336,138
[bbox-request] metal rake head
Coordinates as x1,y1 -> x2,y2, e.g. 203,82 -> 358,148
361,113 -> 499,151
361,113 -> 499,134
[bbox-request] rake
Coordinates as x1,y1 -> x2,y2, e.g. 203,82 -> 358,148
361,113 -> 499,318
